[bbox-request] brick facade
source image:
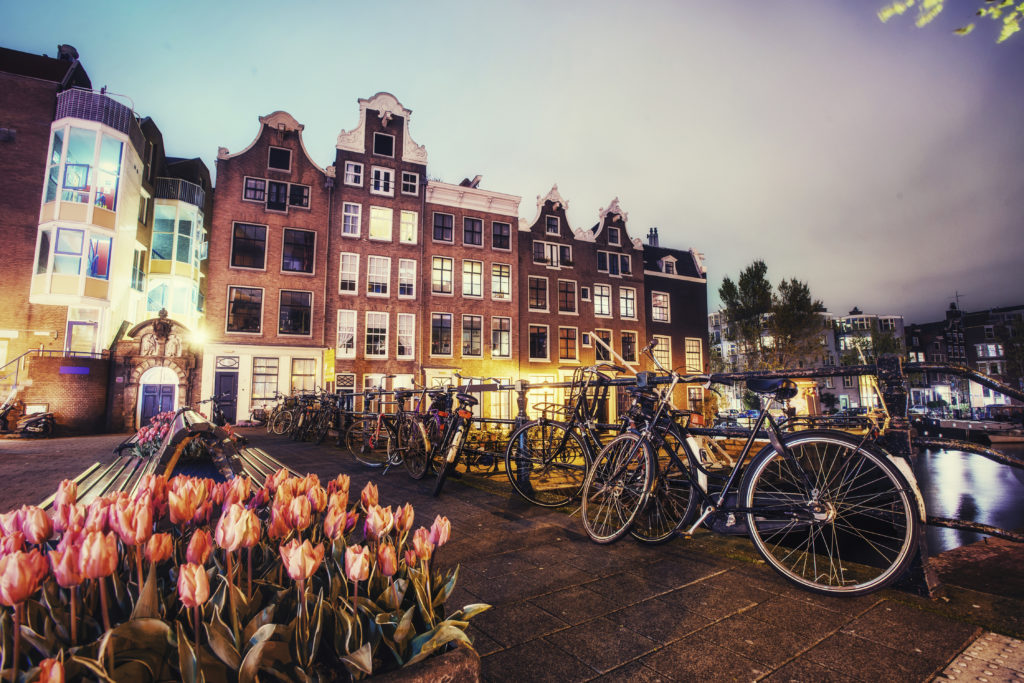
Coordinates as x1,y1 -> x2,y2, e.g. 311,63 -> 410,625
19,355 -> 108,435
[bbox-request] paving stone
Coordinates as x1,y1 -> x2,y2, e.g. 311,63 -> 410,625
656,571 -> 772,620
583,570 -> 674,606
628,556 -> 725,591
938,631 -> 1024,681
840,599 -> 980,664
544,616 -> 660,674
802,631 -> 941,681
606,596 -> 711,645
467,623 -> 504,657
529,585 -> 620,625
589,659 -> 672,682
641,635 -> 766,681
762,657 -> 860,682
481,637 -> 594,682
463,552 -> 541,578
742,595 -> 848,639
473,600 -> 569,648
697,611 -> 819,668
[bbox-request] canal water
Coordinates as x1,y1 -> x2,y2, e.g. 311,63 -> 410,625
913,443 -> 1024,554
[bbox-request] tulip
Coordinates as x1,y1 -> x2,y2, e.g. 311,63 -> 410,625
306,485 -> 327,513
363,505 -> 394,543
300,474 -> 320,495
265,468 -> 290,493
344,544 -> 370,583
186,529 -> 213,565
287,496 -> 312,532
34,657 -> 64,683
145,533 -> 173,565
323,505 -> 346,542
267,503 -> 290,540
360,482 -> 378,510
394,503 -> 414,534
223,476 -> 250,508
0,509 -> 23,535
279,539 -> 325,582
192,500 -> 213,526
18,506 -> 52,545
49,547 -> 82,588
404,550 -> 418,568
328,490 -> 349,513
413,527 -> 434,562
56,479 -> 78,508
247,488 -> 269,511
83,499 -> 110,533
0,549 -> 48,606
215,504 -> 245,553
56,524 -> 83,553
79,531 -> 117,580
178,562 -> 210,653
344,510 -> 359,533
429,515 -> 451,548
1,531 -> 24,557
328,473 -> 350,496
54,502 -> 85,535
377,543 -> 398,578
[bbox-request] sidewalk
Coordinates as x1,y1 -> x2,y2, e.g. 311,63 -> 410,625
3,429 -> 1022,682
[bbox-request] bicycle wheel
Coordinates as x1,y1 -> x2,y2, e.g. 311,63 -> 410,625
581,432 -> 655,544
631,427 -> 698,544
399,417 -> 427,479
433,419 -> 467,497
313,410 -> 332,445
740,430 -> 919,596
271,410 -> 293,436
504,420 -> 589,507
265,408 -> 278,434
345,418 -> 390,467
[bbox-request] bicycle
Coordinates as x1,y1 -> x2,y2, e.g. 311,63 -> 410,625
343,377 -> 403,467
580,339 -> 921,596
503,363 -> 627,507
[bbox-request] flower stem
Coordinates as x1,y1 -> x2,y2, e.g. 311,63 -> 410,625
136,547 -> 144,594
99,577 -> 111,632
11,602 -> 21,683
225,551 -> 239,643
247,547 -> 253,599
193,604 -> 200,654
70,585 -> 78,646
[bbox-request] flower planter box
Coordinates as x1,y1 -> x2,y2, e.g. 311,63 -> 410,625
374,646 -> 480,683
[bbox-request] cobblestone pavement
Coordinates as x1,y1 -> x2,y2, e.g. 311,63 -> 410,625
5,429 -> 1020,682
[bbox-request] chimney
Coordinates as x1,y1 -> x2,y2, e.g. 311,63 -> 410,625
57,44 -> 79,62
648,227 -> 659,246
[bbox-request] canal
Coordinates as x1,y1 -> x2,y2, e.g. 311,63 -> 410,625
914,443 -> 1024,554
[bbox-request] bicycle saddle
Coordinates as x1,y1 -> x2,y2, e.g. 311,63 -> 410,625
746,378 -> 798,400
456,393 -> 479,407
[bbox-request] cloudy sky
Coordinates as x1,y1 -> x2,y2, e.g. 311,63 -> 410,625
6,0 -> 1023,324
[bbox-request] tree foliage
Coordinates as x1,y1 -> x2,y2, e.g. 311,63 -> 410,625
996,318 -> 1024,387
879,0 -> 1023,43
719,260 -> 826,371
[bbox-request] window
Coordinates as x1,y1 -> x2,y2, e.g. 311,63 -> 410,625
252,358 -> 279,401
492,317 -> 511,358
559,327 -> 578,360
230,223 -> 267,269
431,313 -> 452,355
558,280 -> 577,314
528,276 -> 548,311
243,177 -> 266,202
130,249 -> 146,292
175,213 -> 194,265
597,251 -> 623,276
842,375 -> 855,389
688,387 -> 704,415
432,256 -> 453,294
341,203 -> 361,237
664,260 -> 675,274
621,331 -> 637,363
370,167 -> 394,195
545,216 -> 559,235
366,256 -> 390,296
86,235 -> 111,279
369,206 -> 392,240
290,358 -> 315,393
685,338 -> 703,373
266,181 -> 288,211
227,286 -> 262,333
594,284 -> 611,316
45,129 -> 63,203
464,218 -> 483,246
532,241 -> 563,267
529,325 -> 549,360
151,206 -> 175,261
463,260 -> 483,297
288,184 -> 310,208
582,333 -> 591,347
620,255 -> 631,275
337,310 -> 356,358
491,264 -> 511,300
398,259 -> 416,298
463,315 -> 483,357
433,213 -> 453,242
279,290 -> 312,336
396,314 -> 415,358
400,210 -> 417,244
620,287 -> 636,319
595,330 -> 612,361
138,195 -> 149,225
54,228 -> 84,274
339,252 -> 358,294
365,312 -> 388,357
282,229 -> 315,274
61,127 -> 95,204
581,286 -> 591,301
373,133 -> 395,157
560,245 -> 572,266
607,227 -> 620,245
344,161 -> 363,186
401,171 -> 419,195
492,222 -> 511,250
652,292 -> 670,322
268,147 -> 291,171
652,335 -> 671,369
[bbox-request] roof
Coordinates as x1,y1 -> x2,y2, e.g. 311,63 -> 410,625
0,46 -> 90,89
643,244 -> 704,279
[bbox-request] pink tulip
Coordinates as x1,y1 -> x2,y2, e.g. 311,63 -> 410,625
363,505 -> 394,543
394,503 -> 414,534
1,531 -> 25,557
186,529 -> 213,565
55,479 -> 78,508
404,550 -> 418,568
34,657 -> 64,683
0,509 -> 23,536
177,563 -> 210,608
429,515 -> 451,548
19,506 -> 52,545
377,543 -> 398,577
279,539 -> 324,581
215,504 -> 245,552
145,533 -> 173,565
78,531 -> 117,580
327,474 -> 350,496
323,505 -> 346,541
49,547 -> 83,588
344,544 -> 370,582
265,468 -> 290,493
413,527 -> 434,561
287,496 -> 312,532
360,482 -> 378,509
0,549 -> 48,605
328,490 -> 349,513
306,485 -> 327,513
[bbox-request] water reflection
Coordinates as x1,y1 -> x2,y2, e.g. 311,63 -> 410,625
913,444 -> 1024,554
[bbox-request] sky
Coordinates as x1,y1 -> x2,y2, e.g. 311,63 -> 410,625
5,0 -> 1023,325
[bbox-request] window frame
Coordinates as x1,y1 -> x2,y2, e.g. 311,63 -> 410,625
365,255 -> 391,298
593,284 -> 612,317
528,276 -> 549,312
243,176 -> 266,203
278,289 -> 313,337
225,285 -> 264,335
462,259 -> 483,299
336,309 -> 357,359
685,337 -> 703,373
338,252 -> 359,295
368,205 -> 393,242
430,312 -> 453,357
491,316 -> 512,359
492,221 -> 511,251
545,215 -> 559,236
373,132 -> 395,158
651,291 -> 670,323
432,212 -> 454,243
398,258 -> 416,299
491,263 -> 511,301
341,202 -> 361,238
529,324 -> 550,361
399,210 -> 417,244
267,146 -> 292,172
364,311 -> 389,359
463,217 -> 483,247
343,161 -> 363,186
462,314 -> 484,358
397,313 -> 416,359
229,222 -> 268,271
557,279 -> 577,315
594,329 -> 613,362
370,166 -> 394,197
401,171 -> 419,195
619,287 -> 637,320
431,256 -> 454,295
652,335 -> 672,369
607,226 -> 621,246
280,227 -> 316,275
621,331 -> 638,363
558,326 -> 579,361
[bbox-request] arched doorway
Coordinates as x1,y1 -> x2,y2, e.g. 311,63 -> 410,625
138,365 -> 179,426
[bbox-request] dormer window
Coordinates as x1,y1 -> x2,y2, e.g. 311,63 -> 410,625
659,257 -> 677,275
373,133 -> 395,157
607,227 -> 620,245
268,147 -> 291,172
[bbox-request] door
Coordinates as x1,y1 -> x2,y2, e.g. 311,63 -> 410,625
140,384 -> 176,424
215,372 -> 238,424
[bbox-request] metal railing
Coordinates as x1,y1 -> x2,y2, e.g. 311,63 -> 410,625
55,88 -> 145,156
155,177 -> 206,208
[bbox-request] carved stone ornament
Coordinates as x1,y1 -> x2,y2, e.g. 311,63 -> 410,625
166,333 -> 182,357
141,333 -> 158,356
336,92 -> 428,165
259,111 -> 304,133
537,184 -> 569,211
599,197 -> 628,224
217,146 -> 230,159
153,309 -> 172,340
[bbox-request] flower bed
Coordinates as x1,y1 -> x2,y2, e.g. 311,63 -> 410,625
0,471 -> 487,681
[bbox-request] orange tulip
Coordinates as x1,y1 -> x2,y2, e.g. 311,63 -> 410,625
215,504 -> 245,552
192,500 -> 213,526
265,468 -> 290,493
344,544 -> 370,582
404,550 -> 418,568
177,563 -> 210,608
360,482 -> 378,510
323,505 -> 346,541
223,476 -> 250,508
306,485 -> 327,513
54,501 -> 85,535
145,533 -> 173,565
287,496 -> 312,532
79,531 -> 117,579
301,474 -> 321,495
33,657 -> 65,683
267,502 -> 290,540
0,549 -> 48,605
19,506 -> 52,545
279,539 -> 324,581
429,515 -> 451,548
49,547 -> 83,587
363,505 -> 394,542
328,490 -> 349,513
55,479 -> 78,508
110,497 -> 153,547
394,503 -> 414,534
1,531 -> 25,557
0,509 -> 22,536
83,499 -> 112,533
377,543 -> 398,577
413,527 -> 434,561
186,529 -> 213,565
237,509 -> 261,549
327,473 -> 350,496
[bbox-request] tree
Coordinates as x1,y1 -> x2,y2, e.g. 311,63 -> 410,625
878,0 -> 1022,43
820,391 -> 839,413
719,260 -> 826,371
996,318 -> 1024,389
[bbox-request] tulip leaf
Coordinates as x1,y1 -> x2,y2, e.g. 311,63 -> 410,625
247,622 -> 277,652
112,659 -> 155,683
307,592 -> 324,667
205,613 -> 242,670
432,566 -> 460,608
111,567 -> 130,614
333,609 -> 354,657
241,604 -> 276,646
239,639 -> 293,683
131,564 -> 160,620
68,654 -> 118,682
19,623 -> 55,658
340,642 -> 373,676
448,603 -> 492,621
405,623 -> 473,667
393,606 -> 416,648
175,620 -> 204,683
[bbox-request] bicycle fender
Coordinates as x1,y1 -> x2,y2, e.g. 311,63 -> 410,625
886,455 -> 926,522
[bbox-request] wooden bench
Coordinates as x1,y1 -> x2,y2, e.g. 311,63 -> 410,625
39,454 -> 160,510
234,446 -> 297,485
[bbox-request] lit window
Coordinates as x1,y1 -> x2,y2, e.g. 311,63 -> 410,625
398,259 -> 416,298
397,313 -> 415,358
342,203 -> 361,237
463,315 -> 483,357
243,177 -> 265,202
339,253 -> 358,294
344,162 -> 363,186
366,256 -> 391,296
290,358 -> 315,393
432,257 -> 453,294
53,228 -> 84,274
595,330 -> 612,361
463,260 -> 483,297
652,292 -> 670,322
400,210 -> 417,244
652,336 -> 671,369
491,264 -> 511,300
620,288 -> 636,319
492,317 -> 511,358
86,235 -> 111,280
252,358 -> 279,401
279,291 -> 312,336
365,311 -> 388,357
337,310 -> 356,358
369,206 -> 392,240
559,327 -> 578,360
594,284 -> 611,316
621,331 -> 637,362
431,313 -> 452,355
685,338 -> 703,373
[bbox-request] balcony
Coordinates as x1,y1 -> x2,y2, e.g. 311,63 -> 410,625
155,178 -> 206,208
55,88 -> 144,155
